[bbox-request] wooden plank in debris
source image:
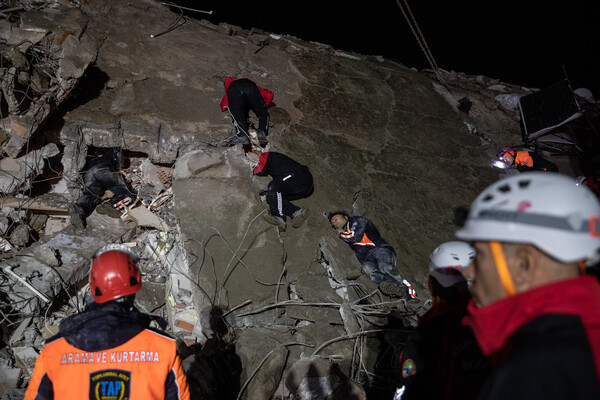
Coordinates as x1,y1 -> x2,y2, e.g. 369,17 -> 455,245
1,194 -> 71,214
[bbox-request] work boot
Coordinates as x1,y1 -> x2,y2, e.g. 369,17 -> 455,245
257,130 -> 268,147
263,213 -> 286,231
291,208 -> 309,228
379,280 -> 410,299
68,204 -> 86,230
229,135 -> 249,145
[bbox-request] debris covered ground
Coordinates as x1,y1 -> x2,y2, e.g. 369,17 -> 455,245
1,0 -> 595,399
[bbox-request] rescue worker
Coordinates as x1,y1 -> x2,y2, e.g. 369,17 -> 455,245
455,172 -> 600,399
395,241 -> 489,400
25,244 -> 190,400
327,211 -> 416,299
576,175 -> 600,202
220,76 -> 275,145
497,146 -> 558,172
253,151 -> 312,230
69,147 -> 137,229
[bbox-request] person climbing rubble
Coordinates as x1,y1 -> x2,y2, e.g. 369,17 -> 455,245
395,241 -> 489,400
220,76 -> 275,146
455,172 -> 600,399
68,147 -> 137,229
496,146 -> 558,172
327,211 -> 417,300
24,244 -> 190,400
253,151 -> 312,231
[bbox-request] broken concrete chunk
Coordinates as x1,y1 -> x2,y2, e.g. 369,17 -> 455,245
8,317 -> 32,345
11,346 -> 38,377
125,206 -> 168,231
0,144 -> 60,194
9,224 -> 31,248
173,150 -> 225,179
28,214 -> 48,233
0,359 -> 21,398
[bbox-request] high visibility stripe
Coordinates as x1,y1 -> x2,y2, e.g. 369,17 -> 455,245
277,191 -> 283,217
403,279 -> 417,298
353,233 -> 376,247
490,241 -> 516,296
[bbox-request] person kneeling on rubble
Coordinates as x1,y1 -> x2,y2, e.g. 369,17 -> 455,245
327,210 -> 417,300
220,76 -> 275,146
25,244 -> 190,400
497,147 -> 558,172
253,151 -> 313,231
395,241 -> 489,400
69,147 -> 137,229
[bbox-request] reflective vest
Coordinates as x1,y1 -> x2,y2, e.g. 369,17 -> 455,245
25,329 -> 189,400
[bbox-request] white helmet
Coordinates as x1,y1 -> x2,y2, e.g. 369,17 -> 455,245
575,176 -> 588,186
456,172 -> 600,265
429,241 -> 475,287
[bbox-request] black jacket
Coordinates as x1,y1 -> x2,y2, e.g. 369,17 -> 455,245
339,216 -> 394,263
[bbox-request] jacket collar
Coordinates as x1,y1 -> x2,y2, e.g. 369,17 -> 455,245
466,276 -> 600,359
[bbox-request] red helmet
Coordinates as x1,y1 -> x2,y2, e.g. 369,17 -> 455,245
89,244 -> 141,303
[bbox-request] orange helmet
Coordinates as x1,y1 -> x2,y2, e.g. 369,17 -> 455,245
497,147 -> 515,161
89,244 -> 141,303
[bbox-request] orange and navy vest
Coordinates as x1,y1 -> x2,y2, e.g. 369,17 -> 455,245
25,329 -> 189,400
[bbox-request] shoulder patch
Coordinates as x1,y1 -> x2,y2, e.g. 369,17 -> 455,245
89,369 -> 131,400
402,359 -> 416,378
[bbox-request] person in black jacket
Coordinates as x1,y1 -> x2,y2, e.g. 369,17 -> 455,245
69,147 -> 137,229
252,151 -> 313,230
328,211 -> 417,299
395,241 -> 489,400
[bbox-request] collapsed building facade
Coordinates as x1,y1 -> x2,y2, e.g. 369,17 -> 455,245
0,0 -> 555,398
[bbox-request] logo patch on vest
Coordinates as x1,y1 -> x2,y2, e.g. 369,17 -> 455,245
89,369 -> 130,400
402,359 -> 416,378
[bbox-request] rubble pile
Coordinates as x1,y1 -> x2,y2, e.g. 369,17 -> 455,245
1,0 -> 582,399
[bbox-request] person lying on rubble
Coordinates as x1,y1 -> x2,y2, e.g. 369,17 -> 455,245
24,244 -> 190,400
220,76 -> 275,146
455,172 -> 600,399
69,147 -> 137,229
252,151 -> 312,231
327,210 -> 417,300
497,147 -> 558,172
395,241 -> 489,400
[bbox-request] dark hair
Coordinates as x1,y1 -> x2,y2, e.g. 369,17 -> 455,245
327,210 -> 349,222
429,276 -> 470,303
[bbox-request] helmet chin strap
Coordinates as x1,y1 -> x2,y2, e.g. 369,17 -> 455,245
490,241 -> 516,296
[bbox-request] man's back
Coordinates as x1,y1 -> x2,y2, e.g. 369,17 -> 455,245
25,301 -> 189,400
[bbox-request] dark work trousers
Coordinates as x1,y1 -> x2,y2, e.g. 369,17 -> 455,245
75,166 -> 137,216
226,78 -> 269,138
266,170 -> 313,220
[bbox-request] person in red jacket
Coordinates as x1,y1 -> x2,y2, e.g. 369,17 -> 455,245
220,76 -> 275,145
395,241 -> 489,400
455,172 -> 600,399
253,151 -> 312,230
25,244 -> 190,400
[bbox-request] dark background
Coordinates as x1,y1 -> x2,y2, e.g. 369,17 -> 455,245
173,0 -> 600,96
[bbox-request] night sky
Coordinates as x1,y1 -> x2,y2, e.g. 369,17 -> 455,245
174,0 -> 600,96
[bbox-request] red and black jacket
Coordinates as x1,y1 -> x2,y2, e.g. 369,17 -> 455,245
220,76 -> 275,111
466,276 -> 600,399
